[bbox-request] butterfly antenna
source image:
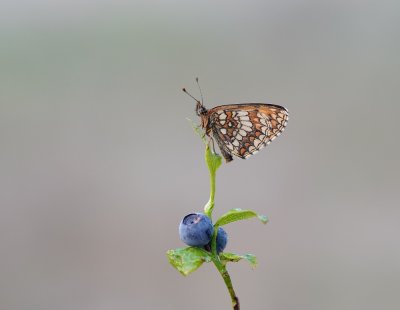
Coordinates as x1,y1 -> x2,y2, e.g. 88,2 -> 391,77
195,77 -> 204,105
182,88 -> 200,103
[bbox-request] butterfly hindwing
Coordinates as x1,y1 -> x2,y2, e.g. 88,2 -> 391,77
208,104 -> 288,160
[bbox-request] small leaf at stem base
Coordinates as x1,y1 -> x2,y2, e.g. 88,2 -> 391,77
220,252 -> 258,268
167,247 -> 212,276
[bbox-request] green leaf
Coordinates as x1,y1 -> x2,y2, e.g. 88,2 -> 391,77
166,247 -> 212,276
187,118 -> 207,145
205,145 -> 222,175
220,252 -> 258,268
214,208 -> 268,227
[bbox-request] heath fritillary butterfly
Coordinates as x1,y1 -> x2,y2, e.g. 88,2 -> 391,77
183,79 -> 289,162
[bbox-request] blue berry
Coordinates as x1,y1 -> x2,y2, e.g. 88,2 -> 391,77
179,213 -> 213,247
216,227 -> 228,254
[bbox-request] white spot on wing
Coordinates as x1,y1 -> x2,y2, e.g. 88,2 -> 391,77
225,142 -> 234,151
241,125 -> 252,132
260,118 -> 267,126
240,121 -> 253,127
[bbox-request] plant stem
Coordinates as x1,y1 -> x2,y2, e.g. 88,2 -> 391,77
212,257 -> 240,310
204,145 -> 239,310
209,165 -> 216,209
204,146 -> 221,219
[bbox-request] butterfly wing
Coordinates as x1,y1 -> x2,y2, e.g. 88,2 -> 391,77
207,104 -> 289,161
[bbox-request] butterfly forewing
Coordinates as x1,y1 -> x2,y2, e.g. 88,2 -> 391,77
207,104 -> 288,161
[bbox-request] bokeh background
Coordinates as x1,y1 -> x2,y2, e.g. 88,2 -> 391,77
1,1 -> 399,309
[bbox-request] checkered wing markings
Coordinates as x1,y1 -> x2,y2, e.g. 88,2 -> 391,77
210,105 -> 289,159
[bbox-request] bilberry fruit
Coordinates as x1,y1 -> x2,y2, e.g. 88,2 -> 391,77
179,213 -> 213,247
216,227 -> 228,254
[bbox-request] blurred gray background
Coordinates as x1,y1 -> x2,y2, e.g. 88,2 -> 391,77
1,1 -> 399,309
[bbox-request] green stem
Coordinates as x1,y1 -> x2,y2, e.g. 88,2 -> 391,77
212,256 -> 240,309
204,145 -> 221,219
204,145 -> 239,310
209,166 -> 216,208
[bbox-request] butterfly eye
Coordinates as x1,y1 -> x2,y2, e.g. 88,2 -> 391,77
196,102 -> 201,115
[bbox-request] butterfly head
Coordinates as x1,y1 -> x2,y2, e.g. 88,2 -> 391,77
196,101 -> 207,116
182,86 -> 208,116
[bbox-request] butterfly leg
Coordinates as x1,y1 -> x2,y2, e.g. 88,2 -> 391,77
220,146 -> 233,162
212,136 -> 233,163
209,137 -> 217,154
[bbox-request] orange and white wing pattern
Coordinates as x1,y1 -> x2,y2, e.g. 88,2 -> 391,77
207,104 -> 289,161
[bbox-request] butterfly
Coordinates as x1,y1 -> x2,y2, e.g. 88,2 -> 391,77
183,79 -> 289,163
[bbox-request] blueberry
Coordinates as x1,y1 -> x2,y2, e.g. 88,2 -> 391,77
179,213 -> 213,247
216,227 -> 228,254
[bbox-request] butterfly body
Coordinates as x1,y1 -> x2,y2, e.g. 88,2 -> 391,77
198,103 -> 289,162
